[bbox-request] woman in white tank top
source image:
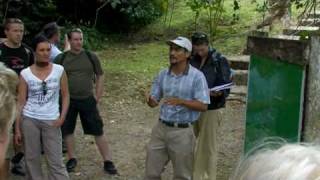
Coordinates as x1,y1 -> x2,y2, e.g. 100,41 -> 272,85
15,35 -> 70,180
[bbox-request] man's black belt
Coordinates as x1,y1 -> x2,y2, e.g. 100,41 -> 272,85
159,119 -> 193,128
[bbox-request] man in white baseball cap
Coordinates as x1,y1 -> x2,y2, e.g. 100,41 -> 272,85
144,36 -> 210,180
167,36 -> 192,52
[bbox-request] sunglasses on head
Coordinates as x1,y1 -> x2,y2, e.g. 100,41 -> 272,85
42,81 -> 47,96
70,28 -> 82,34
5,18 -> 23,24
192,33 -> 207,40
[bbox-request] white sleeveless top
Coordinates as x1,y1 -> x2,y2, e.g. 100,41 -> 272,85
21,64 -> 64,120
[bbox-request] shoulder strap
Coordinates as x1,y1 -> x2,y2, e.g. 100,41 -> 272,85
57,50 -> 97,74
21,43 -> 33,66
0,43 -> 4,59
22,43 -> 31,55
59,51 -> 68,65
85,50 -> 97,74
211,50 -> 221,62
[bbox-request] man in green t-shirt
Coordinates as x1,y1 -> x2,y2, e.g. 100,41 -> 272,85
54,28 -> 118,175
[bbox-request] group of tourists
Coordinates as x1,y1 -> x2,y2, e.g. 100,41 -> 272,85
2,16 -> 320,180
0,17 -> 233,180
0,18 -> 117,180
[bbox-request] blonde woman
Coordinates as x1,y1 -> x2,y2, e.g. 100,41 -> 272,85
0,62 -> 18,175
231,140 -> 320,180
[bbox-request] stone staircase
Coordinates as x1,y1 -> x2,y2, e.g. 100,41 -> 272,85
225,10 -> 320,103
283,10 -> 320,35
307,10 -> 320,19
300,18 -> 320,26
227,55 -> 249,102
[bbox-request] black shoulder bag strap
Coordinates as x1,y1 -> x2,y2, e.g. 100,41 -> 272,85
84,50 -> 97,75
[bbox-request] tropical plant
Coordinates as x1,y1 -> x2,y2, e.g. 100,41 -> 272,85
186,0 -> 225,37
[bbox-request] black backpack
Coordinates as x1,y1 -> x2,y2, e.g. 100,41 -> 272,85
210,48 -> 232,84
210,48 -> 232,97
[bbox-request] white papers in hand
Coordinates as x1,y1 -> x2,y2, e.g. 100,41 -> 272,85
210,82 -> 233,92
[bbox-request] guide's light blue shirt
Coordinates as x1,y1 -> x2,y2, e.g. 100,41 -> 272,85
151,65 -> 210,123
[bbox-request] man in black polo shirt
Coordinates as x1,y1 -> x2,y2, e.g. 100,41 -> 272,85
0,18 -> 34,177
0,18 -> 33,74
190,32 -> 232,180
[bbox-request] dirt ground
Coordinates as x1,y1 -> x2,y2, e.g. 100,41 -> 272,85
10,72 -> 246,180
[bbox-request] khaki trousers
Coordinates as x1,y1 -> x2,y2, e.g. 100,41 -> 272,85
145,122 -> 195,180
193,109 -> 222,180
22,116 -> 69,180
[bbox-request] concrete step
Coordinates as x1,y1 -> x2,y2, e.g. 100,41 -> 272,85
307,11 -> 320,19
227,85 -> 247,103
230,85 -> 247,96
227,55 -> 250,70
233,70 -> 248,86
300,18 -> 320,26
283,26 -> 320,35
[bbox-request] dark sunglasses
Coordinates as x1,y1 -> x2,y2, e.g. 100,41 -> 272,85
42,81 -> 47,96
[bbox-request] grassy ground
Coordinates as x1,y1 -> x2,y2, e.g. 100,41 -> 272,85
99,0 -> 305,76
100,0 -> 265,79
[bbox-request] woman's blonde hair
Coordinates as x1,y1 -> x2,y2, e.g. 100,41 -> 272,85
0,62 -> 18,135
231,138 -> 320,180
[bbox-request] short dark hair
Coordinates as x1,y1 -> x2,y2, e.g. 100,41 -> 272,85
31,34 -> 50,51
67,28 -> 83,39
191,32 -> 209,45
42,22 -> 59,39
3,18 -> 23,30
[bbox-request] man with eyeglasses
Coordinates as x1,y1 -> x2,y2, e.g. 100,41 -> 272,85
54,28 -> 118,175
0,18 -> 34,177
145,36 -> 210,180
190,32 -> 232,180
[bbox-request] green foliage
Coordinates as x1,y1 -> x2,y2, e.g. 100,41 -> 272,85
79,27 -> 107,50
254,0 -> 268,21
185,0 -> 225,37
60,25 -> 107,51
291,0 -> 306,9
127,1 -> 162,26
1,0 -> 59,44
232,0 -> 240,22
186,0 -> 203,29
92,0 -> 166,32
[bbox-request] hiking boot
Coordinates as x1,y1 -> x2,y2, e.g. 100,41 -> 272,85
66,158 -> 77,172
11,164 -> 25,176
11,152 -> 24,164
11,153 -> 25,176
104,160 -> 118,175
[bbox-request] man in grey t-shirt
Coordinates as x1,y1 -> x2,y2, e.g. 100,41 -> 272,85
55,28 -> 117,175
